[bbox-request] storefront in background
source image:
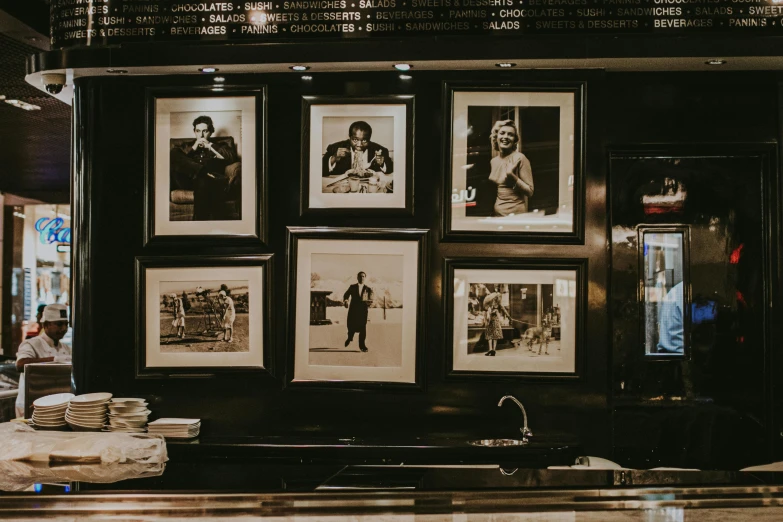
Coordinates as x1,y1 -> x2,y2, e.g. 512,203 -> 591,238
2,204 -> 71,356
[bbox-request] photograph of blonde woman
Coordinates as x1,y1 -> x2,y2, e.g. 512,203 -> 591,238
460,104 -> 562,220
488,120 -> 534,216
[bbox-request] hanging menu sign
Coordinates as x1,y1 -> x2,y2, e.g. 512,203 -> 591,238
50,0 -> 783,49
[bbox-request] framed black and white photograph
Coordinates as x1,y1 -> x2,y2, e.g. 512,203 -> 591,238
287,228 -> 426,388
135,255 -> 272,377
445,259 -> 585,379
301,96 -> 414,215
443,83 -> 584,242
146,87 -> 265,242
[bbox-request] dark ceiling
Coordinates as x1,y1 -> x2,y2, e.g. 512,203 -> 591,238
0,3 -> 70,203
0,1 -> 49,36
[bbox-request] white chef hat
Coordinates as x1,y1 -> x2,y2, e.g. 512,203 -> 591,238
42,304 -> 69,323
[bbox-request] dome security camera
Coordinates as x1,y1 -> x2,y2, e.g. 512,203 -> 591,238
41,73 -> 67,95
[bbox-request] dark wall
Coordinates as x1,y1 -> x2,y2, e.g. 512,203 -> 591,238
604,72 -> 781,469
71,70 -> 779,467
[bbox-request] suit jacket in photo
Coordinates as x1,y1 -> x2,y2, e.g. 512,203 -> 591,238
344,283 -> 374,332
170,138 -> 238,189
322,140 -> 394,176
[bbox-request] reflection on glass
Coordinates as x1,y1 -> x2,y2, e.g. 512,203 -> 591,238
643,231 -> 685,356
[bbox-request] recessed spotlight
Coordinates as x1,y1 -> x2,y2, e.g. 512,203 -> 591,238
393,63 -> 412,71
705,59 -> 726,66
495,62 -> 517,68
301,75 -> 313,81
399,74 -> 412,80
290,65 -> 310,71
106,69 -> 128,74
213,76 -> 226,83
199,67 -> 218,73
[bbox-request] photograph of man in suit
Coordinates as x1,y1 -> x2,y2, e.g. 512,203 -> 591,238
322,121 -> 394,178
343,271 -> 374,352
170,115 -> 239,221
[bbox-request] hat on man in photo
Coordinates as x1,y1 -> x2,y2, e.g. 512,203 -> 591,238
219,290 -> 226,297
42,303 -> 69,323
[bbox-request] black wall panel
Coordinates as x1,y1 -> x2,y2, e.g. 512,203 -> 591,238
605,71 -> 780,468
71,70 -> 778,466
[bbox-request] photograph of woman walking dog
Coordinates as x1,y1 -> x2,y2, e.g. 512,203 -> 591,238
451,266 -> 578,375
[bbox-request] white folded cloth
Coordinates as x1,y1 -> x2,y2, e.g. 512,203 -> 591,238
147,418 -> 201,439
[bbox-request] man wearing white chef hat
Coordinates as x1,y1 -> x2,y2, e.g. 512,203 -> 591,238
14,303 -> 71,418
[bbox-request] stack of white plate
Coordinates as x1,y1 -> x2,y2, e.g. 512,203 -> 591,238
147,418 -> 201,439
31,393 -> 74,430
65,392 -> 112,432
105,398 -> 151,433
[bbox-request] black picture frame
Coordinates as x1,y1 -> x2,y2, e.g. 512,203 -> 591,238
300,95 -> 415,217
285,227 -> 427,391
144,85 -> 268,246
441,81 -> 585,244
444,257 -> 586,381
135,254 -> 274,379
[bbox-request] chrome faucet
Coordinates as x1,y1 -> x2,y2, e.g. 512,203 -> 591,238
498,395 -> 533,443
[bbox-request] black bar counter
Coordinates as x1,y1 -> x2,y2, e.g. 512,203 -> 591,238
4,480 -> 783,520
162,434 -> 579,466
4,439 -> 783,519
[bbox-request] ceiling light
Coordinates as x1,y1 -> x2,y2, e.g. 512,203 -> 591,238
495,62 -> 517,68
4,99 -> 40,111
705,59 -> 726,66
393,63 -> 412,71
301,75 -> 313,81
199,67 -> 218,73
212,87 -> 224,92
290,65 -> 310,71
106,69 -> 128,74
213,76 -> 226,83
399,74 -> 412,80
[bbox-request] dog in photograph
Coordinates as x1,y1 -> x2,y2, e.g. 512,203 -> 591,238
520,326 -> 551,355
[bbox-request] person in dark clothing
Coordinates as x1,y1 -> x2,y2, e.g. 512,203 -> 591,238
343,271 -> 374,352
322,121 -> 393,177
170,115 -> 239,221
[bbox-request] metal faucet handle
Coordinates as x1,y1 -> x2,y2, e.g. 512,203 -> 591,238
498,395 -> 533,443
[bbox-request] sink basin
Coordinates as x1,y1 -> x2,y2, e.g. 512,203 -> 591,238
468,439 -> 528,447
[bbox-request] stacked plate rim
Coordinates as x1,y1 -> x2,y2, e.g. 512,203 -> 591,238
66,392 -> 112,432
147,418 -> 201,439
31,393 -> 74,429
105,398 -> 150,433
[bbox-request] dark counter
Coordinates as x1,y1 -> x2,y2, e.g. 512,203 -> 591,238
163,434 -> 579,466
5,480 -> 783,520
